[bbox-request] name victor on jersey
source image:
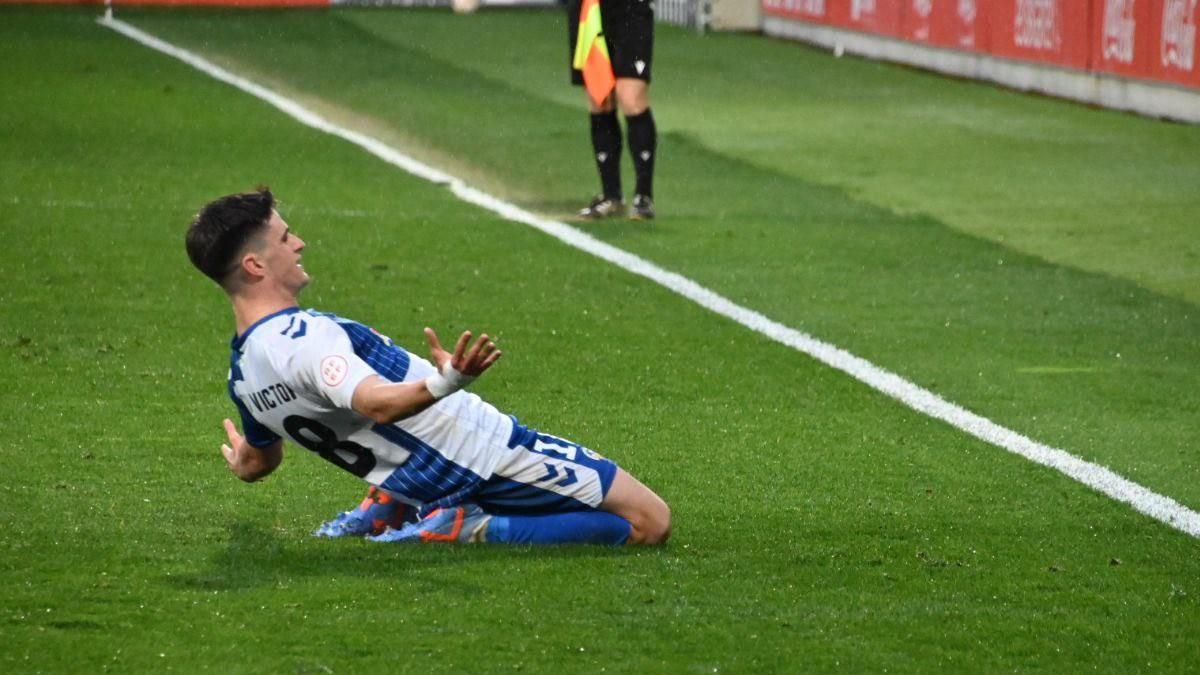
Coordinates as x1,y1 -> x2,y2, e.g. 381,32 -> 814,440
246,382 -> 298,413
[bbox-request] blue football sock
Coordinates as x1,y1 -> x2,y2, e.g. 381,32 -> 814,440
486,510 -> 631,545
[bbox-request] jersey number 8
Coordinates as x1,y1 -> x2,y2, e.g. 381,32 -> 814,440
283,415 -> 377,478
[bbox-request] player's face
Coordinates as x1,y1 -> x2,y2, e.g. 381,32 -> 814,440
258,211 -> 309,294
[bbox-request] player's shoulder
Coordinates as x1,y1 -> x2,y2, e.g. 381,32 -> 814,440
303,308 -> 362,331
305,308 -> 402,349
235,307 -> 355,355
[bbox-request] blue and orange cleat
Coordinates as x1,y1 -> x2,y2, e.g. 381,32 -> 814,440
367,504 -> 492,544
313,486 -> 415,538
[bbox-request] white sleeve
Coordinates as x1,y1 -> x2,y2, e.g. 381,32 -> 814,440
285,316 -> 377,410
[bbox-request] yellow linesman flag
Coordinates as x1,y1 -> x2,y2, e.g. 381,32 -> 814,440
573,0 -> 616,107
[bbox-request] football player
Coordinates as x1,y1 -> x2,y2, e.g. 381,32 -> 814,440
186,189 -> 670,545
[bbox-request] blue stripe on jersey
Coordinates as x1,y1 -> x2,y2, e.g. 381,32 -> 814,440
473,476 -> 592,515
229,384 -> 281,448
227,347 -> 280,449
307,310 -> 411,383
471,480 -> 534,499
373,423 -> 484,507
507,417 -> 539,450
309,310 -> 480,510
227,307 -> 298,449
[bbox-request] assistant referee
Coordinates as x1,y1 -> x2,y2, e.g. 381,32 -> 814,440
567,0 -> 657,220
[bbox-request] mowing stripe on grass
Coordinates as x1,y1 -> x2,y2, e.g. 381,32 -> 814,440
98,15 -> 1200,539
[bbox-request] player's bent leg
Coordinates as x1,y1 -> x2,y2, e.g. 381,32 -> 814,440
368,503 -> 632,545
369,428 -> 658,546
600,468 -> 671,545
485,509 -> 632,545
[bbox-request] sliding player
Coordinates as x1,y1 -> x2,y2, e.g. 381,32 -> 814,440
186,189 -> 670,545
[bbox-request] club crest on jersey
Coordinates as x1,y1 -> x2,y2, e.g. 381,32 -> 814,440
321,355 -> 349,386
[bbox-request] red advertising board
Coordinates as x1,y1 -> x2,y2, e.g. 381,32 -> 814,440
827,0 -> 906,37
761,0 -> 830,20
989,0 -> 1093,68
765,0 -> 1200,89
1091,0 -> 1156,78
1153,0 -> 1200,86
1086,0 -> 1200,86
903,0 -> 991,51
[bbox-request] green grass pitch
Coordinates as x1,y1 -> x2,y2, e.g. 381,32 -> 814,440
1,6 -> 1198,672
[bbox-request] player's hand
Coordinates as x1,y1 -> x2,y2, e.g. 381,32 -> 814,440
220,418 -> 244,468
424,327 -> 502,377
217,419 -> 282,482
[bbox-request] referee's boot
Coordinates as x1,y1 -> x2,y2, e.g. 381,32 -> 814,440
630,194 -> 655,221
577,195 -> 625,219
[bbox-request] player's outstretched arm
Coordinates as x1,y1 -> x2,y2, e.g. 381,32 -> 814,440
351,328 -> 501,425
220,418 -> 283,482
423,327 -> 502,382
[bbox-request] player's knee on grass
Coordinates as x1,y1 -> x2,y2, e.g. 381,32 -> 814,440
602,468 -> 671,545
627,497 -> 671,546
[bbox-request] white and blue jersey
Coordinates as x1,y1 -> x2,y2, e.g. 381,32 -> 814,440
227,308 -> 618,515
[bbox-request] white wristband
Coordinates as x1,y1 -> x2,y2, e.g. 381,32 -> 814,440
425,363 -> 475,399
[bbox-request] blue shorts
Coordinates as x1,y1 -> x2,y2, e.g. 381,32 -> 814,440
469,421 -> 620,515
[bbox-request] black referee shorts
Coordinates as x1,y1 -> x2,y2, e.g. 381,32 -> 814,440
567,0 -> 654,86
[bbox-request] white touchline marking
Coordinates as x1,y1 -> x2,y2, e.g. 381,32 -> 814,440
99,16 -> 1200,539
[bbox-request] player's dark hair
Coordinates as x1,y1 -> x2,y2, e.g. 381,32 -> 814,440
186,188 -> 276,287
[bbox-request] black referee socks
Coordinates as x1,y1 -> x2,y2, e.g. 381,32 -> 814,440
589,111 -> 623,200
625,109 -> 656,199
